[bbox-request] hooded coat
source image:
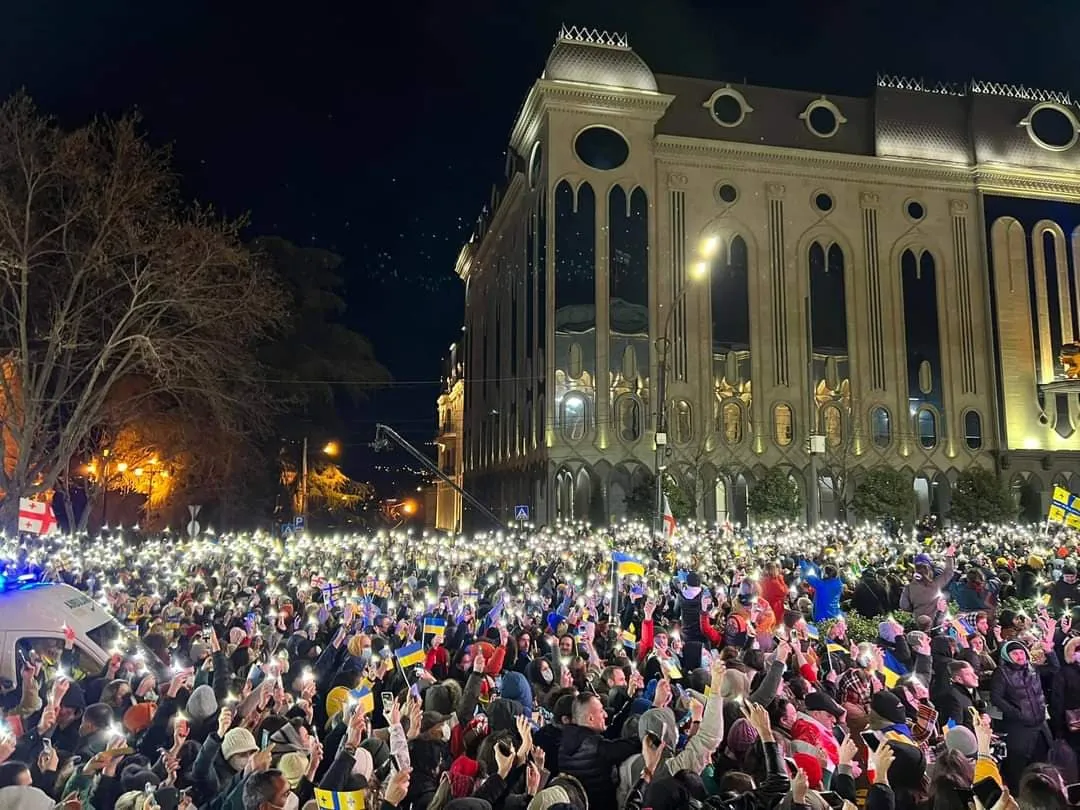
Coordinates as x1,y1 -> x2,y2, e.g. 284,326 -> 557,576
990,640 -> 1054,777
900,557 -> 955,621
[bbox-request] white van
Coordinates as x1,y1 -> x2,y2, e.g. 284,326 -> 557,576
0,582 -> 154,691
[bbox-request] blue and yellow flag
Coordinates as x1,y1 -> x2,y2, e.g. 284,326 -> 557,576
350,683 -> 375,715
315,788 -> 365,809
395,641 -> 425,668
1049,486 -> 1080,529
621,625 -> 637,650
612,551 -> 645,578
422,616 -> 447,637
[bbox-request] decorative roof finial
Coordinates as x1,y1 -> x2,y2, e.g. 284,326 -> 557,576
557,25 -> 630,49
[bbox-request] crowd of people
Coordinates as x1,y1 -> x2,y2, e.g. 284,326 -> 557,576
0,519 -> 1076,810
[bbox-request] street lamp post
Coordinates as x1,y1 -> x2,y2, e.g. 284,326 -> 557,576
654,239 -> 716,535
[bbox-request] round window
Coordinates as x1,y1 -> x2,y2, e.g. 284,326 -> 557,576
574,126 -> 629,171
814,192 -> 834,213
712,94 -> 743,125
1029,105 -> 1077,150
717,183 -> 738,204
807,105 -> 839,137
906,200 -> 925,221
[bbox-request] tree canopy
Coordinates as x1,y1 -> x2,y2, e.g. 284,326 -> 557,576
748,468 -> 803,522
950,468 -> 1016,526
852,468 -> 916,525
0,94 -> 284,527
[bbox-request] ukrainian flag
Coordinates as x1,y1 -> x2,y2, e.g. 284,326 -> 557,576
350,684 -> 375,715
315,788 -> 366,809
395,641 -> 425,668
621,625 -> 637,650
612,551 -> 645,578
880,649 -> 907,688
423,616 -> 447,637
1049,486 -> 1080,529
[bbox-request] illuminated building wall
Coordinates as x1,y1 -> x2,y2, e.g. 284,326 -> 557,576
439,28 -> 1080,527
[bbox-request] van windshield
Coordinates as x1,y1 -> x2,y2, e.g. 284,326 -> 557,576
86,618 -> 169,680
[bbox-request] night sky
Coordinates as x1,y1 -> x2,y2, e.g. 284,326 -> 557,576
3,0 -> 1076,489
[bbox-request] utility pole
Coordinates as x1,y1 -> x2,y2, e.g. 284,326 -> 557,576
654,336 -> 670,536
805,295 -> 821,525
300,436 -> 309,521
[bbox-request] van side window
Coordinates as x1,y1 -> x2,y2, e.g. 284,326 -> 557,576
17,637 -> 97,682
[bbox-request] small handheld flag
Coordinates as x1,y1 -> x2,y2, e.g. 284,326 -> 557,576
422,616 -> 447,637
395,641 -> 425,669
349,684 -> 375,715
315,788 -> 366,810
612,551 -> 645,578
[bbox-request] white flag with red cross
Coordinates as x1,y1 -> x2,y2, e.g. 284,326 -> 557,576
662,493 -> 677,538
18,498 -> 57,535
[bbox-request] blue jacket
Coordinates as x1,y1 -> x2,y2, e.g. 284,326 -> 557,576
801,562 -> 843,620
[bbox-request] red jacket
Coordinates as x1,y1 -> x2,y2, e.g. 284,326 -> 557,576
761,575 -> 789,624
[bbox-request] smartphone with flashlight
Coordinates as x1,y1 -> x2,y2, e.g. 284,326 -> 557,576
381,692 -> 394,714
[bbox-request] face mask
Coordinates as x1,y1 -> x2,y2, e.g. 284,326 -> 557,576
541,669 -> 554,684
275,793 -> 299,810
1073,653 -> 1080,664
440,723 -> 451,742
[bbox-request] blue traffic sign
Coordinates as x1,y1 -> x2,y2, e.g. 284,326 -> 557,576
294,516 -> 305,529
514,505 -> 530,521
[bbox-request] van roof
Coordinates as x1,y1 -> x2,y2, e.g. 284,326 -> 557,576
0,582 -> 112,635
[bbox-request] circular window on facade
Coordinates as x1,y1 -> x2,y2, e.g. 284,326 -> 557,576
717,183 -> 738,204
814,192 -> 834,213
704,88 -> 753,128
905,200 -> 925,221
574,126 -> 629,171
800,98 -> 847,139
528,141 -> 543,189
1023,103 -> 1079,151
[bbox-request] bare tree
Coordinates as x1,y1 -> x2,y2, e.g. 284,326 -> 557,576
0,94 -> 284,526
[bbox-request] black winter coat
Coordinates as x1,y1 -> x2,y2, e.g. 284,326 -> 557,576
1050,663 -> 1080,737
933,683 -> 979,729
991,656 -> 1054,755
557,724 -> 638,810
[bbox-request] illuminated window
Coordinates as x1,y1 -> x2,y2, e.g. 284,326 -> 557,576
917,408 -> 937,449
773,404 -> 793,446
964,410 -> 982,450
616,396 -> 642,443
871,407 -> 891,448
823,405 -> 843,447
721,401 -> 742,444
563,394 -> 587,442
672,400 -> 693,445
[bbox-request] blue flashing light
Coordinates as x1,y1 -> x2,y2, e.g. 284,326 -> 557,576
0,562 -> 46,593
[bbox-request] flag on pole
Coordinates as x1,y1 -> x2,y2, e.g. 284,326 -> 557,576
612,551 -> 645,578
395,641 -> 425,668
349,683 -> 375,715
621,625 -> 637,650
422,616 -> 447,637
662,493 -> 676,538
18,498 -> 56,536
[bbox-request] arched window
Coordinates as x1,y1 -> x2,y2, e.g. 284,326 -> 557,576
721,401 -> 742,444
871,407 -> 891,448
823,405 -> 843,447
964,411 -> 983,450
563,394 -> 587,442
773,404 -> 793,446
916,408 -> 937,449
616,396 -> 642,443
672,400 -> 693,445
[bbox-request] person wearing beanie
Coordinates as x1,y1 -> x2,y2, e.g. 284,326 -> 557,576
869,690 -> 910,737
190,712 -> 258,804
944,725 -> 979,759
186,684 -> 218,725
278,751 -> 310,790
1051,562 -> 1080,614
123,701 -> 156,735
900,545 -> 956,622
991,639 -> 1054,789
675,571 -> 705,645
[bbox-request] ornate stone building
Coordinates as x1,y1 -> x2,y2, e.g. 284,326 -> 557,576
434,26 -> 1080,529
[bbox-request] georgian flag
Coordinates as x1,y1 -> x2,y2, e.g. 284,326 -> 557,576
662,493 -> 676,538
18,498 -> 57,535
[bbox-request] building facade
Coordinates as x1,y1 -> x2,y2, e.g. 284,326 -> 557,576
434,26 -> 1080,529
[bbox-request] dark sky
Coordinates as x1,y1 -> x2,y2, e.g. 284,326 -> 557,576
2,0 -> 1076,487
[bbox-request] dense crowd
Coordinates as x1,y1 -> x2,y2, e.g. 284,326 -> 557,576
0,519 -> 1077,810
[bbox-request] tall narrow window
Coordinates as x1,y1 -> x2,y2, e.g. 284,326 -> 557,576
823,405 -> 843,447
563,394 -> 587,442
902,249 -> 943,410
964,410 -> 982,450
554,180 -> 596,385
917,408 -> 937,449
722,401 -> 742,444
710,235 -> 751,353
609,186 -> 649,384
809,241 -> 848,354
616,396 -> 642,443
871,407 -> 891,448
773,404 -> 793,446
673,400 -> 693,445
